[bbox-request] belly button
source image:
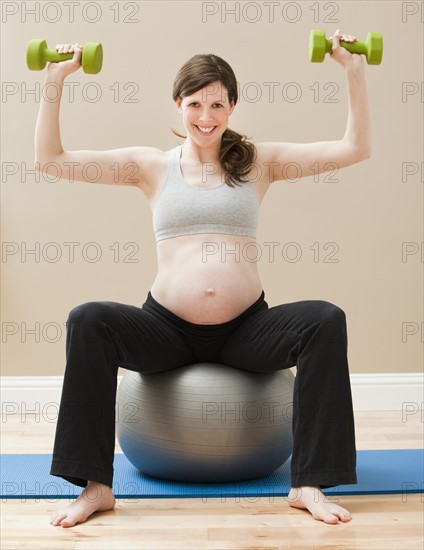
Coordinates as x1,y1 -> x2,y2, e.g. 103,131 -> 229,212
206,288 -> 216,296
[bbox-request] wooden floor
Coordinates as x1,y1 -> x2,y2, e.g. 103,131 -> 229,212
1,411 -> 423,549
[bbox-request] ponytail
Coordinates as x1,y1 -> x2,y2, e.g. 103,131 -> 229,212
219,128 -> 256,187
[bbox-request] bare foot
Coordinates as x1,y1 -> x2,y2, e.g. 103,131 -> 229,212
287,486 -> 352,524
50,481 -> 116,527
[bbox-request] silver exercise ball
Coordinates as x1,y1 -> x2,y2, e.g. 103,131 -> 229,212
116,363 -> 295,482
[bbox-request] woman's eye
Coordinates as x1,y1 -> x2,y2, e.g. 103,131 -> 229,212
188,102 -> 223,108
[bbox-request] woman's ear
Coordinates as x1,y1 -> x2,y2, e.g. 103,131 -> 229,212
175,97 -> 182,113
229,100 -> 235,116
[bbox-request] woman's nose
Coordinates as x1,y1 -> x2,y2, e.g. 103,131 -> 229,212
198,109 -> 214,122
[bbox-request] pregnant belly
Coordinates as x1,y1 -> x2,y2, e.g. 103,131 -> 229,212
150,235 -> 263,324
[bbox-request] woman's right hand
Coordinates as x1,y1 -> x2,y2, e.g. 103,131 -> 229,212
46,43 -> 83,79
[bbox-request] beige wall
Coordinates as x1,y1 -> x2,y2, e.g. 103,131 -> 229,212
1,1 -> 422,376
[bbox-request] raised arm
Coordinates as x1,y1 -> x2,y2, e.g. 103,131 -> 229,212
255,29 -> 371,184
34,43 -> 156,188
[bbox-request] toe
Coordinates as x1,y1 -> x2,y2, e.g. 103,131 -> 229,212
323,513 -> 339,524
50,512 -> 67,526
340,511 -> 352,522
60,515 -> 78,528
334,505 -> 352,522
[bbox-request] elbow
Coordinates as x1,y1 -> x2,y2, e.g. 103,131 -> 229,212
34,160 -> 48,173
364,146 -> 372,160
35,149 -> 64,171
351,144 -> 371,164
34,152 -> 46,170
34,155 -> 61,172
342,138 -> 371,163
358,147 -> 371,162
34,159 -> 55,176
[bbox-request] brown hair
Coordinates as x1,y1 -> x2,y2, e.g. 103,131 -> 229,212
172,54 -> 256,188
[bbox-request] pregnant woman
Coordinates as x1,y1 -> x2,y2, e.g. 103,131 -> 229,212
34,30 -> 371,527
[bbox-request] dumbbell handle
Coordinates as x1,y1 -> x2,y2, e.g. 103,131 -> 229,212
325,37 -> 368,56
39,47 -> 76,64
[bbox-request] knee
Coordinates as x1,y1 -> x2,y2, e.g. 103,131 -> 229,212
315,301 -> 347,343
318,301 -> 346,324
67,301 -> 115,326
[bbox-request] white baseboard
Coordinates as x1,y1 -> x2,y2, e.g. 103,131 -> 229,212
1,374 -> 423,415
349,373 -> 423,413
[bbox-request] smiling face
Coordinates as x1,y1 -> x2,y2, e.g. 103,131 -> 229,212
175,80 -> 235,147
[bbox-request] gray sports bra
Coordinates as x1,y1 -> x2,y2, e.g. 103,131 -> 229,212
152,145 -> 259,242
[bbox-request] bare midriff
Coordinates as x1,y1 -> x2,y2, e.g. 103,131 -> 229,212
150,233 -> 263,324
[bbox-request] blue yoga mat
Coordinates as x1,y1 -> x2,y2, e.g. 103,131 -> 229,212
1,450 -> 423,499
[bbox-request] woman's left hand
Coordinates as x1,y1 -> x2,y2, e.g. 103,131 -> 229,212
329,29 -> 363,68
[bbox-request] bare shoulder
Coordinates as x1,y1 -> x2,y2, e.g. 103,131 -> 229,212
253,141 -> 290,165
134,146 -> 169,177
246,142 -> 288,200
133,146 -> 174,199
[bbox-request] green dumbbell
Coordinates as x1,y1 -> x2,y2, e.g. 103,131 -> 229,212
309,29 -> 383,65
26,39 -> 103,74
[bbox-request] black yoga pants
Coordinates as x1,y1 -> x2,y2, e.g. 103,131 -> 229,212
50,289 -> 357,489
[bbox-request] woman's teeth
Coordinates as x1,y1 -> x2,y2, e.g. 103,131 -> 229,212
196,126 -> 216,134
